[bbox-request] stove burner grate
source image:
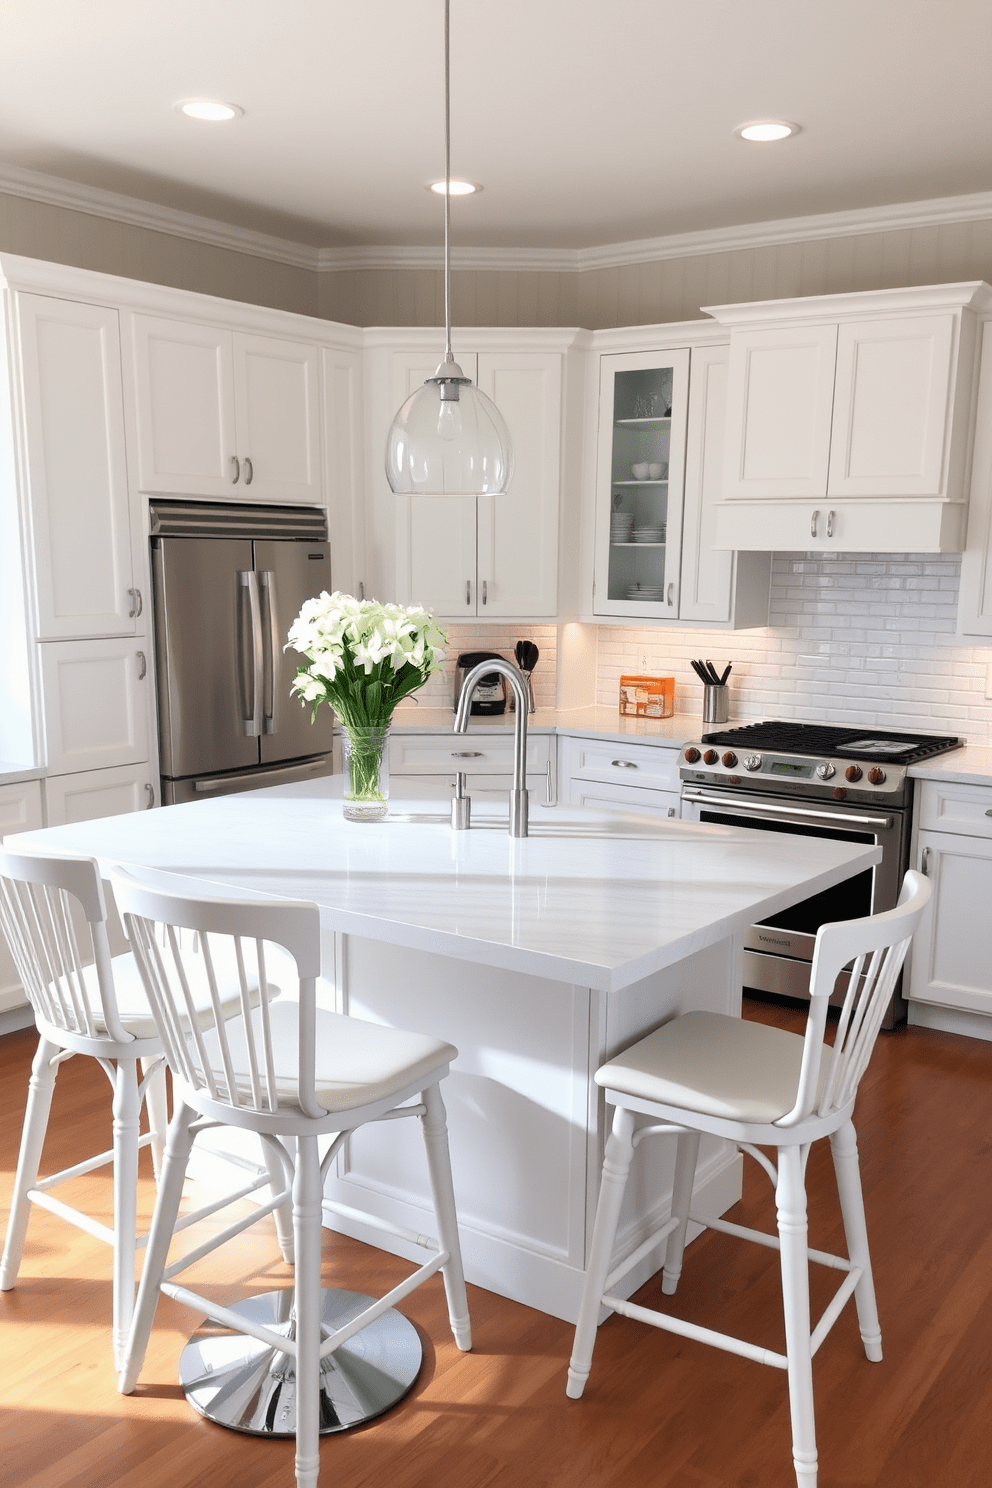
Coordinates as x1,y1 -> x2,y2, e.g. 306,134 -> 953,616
699,720 -> 961,765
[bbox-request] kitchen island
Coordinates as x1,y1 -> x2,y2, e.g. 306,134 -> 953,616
13,779 -> 880,1322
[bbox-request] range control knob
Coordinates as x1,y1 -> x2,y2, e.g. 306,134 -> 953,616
833,786 -> 848,801
703,749 -> 720,766
684,746 -> 701,763
845,765 -> 863,783
721,751 -> 738,769
743,754 -> 762,771
868,766 -> 886,785
814,762 -> 836,780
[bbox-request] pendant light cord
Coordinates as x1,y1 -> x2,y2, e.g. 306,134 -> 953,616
443,0 -> 452,363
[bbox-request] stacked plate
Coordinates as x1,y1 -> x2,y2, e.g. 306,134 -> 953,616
610,513 -> 635,543
632,525 -> 665,543
627,583 -> 665,601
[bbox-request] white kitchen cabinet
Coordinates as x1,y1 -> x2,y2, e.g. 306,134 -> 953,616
560,734 -> 681,817
44,762 -> 157,825
366,334 -> 573,618
908,779 -> 992,1037
321,344 -> 365,597
131,315 -> 320,503
0,778 -> 44,1016
15,295 -> 137,639
388,730 -> 556,804
709,284 -> 992,553
590,340 -> 769,626
39,636 -> 151,775
959,320 -> 992,637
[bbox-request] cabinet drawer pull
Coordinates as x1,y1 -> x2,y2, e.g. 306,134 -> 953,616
466,579 -> 472,606
136,650 -> 146,680
127,587 -> 142,618
920,845 -> 931,875
230,455 -> 241,484
611,759 -> 638,769
667,582 -> 674,606
811,509 -> 819,538
826,508 -> 835,538
482,579 -> 488,606
358,581 -> 365,601
986,808 -> 992,818
452,751 -> 483,758
145,782 -> 155,808
243,455 -> 253,485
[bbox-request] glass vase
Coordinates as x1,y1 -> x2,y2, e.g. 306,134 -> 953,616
342,724 -> 391,821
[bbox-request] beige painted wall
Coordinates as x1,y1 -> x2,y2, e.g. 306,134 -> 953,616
0,191 -> 318,315
5,185 -> 992,335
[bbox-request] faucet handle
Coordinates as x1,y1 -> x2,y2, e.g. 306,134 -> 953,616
451,771 -> 471,830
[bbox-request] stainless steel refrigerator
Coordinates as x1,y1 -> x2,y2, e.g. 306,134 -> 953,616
150,500 -> 335,805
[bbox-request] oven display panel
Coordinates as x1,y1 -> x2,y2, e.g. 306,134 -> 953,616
769,759 -> 815,777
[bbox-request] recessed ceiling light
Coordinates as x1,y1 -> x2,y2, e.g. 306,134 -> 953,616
428,179 -> 480,196
735,120 -> 799,143
177,100 -> 244,122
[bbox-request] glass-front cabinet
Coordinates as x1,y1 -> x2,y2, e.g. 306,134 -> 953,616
592,348 -> 690,617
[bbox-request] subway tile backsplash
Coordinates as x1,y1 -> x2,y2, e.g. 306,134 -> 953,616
408,623 -> 558,712
596,552 -> 992,744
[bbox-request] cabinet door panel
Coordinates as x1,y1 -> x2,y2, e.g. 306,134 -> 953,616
680,345 -> 735,623
476,352 -> 561,616
44,763 -> 155,826
910,832 -> 992,1016
723,324 -> 837,499
828,315 -> 954,497
18,296 -> 134,638
40,637 -> 150,774
321,346 -> 364,595
131,315 -> 237,494
233,333 -> 320,501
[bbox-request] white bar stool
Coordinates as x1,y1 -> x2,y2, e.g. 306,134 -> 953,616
566,870 -> 931,1488
0,848 -> 287,1368
111,865 -> 471,1488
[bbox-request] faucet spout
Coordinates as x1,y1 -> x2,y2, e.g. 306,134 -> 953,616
453,659 -> 530,837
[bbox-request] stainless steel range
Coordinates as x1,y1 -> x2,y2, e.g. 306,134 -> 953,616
679,721 -> 962,1026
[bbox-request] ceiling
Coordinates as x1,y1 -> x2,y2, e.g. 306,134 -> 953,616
2,0 -> 992,254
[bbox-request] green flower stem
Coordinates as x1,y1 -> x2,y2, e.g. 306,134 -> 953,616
344,727 -> 389,804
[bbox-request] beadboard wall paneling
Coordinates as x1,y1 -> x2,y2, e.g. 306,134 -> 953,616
0,192 -> 319,316
595,554 -> 992,743
407,624 -> 558,712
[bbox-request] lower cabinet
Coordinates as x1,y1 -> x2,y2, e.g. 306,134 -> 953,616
388,731 -> 556,805
0,779 -> 44,1017
909,779 -> 992,1036
39,635 -> 152,774
560,735 -> 682,818
44,762 -> 157,825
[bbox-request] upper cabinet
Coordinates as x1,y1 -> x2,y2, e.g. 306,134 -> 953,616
15,294 -> 137,639
364,331 -> 579,619
589,335 -> 770,627
131,316 -> 320,503
707,283 -> 992,552
959,320 -> 992,637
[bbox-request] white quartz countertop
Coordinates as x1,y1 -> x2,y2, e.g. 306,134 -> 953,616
389,705 -> 704,747
909,744 -> 992,786
13,780 -> 880,994
0,763 -> 45,787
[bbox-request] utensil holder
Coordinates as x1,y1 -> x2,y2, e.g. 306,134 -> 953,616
702,685 -> 729,724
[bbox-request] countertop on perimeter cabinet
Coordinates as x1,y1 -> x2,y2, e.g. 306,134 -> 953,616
909,745 -> 992,787
389,705 -> 703,747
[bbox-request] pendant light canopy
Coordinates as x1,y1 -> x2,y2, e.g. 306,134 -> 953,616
385,0 -> 513,496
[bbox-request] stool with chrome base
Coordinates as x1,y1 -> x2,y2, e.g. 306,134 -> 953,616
0,848 -> 289,1369
111,865 -> 471,1488
566,870 -> 931,1488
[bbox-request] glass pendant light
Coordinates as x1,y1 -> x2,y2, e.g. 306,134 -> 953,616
385,0 -> 513,495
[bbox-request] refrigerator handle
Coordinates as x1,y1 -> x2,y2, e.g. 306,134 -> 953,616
238,570 -> 263,737
260,569 -> 280,735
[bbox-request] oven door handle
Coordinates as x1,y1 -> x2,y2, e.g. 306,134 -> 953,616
681,789 -> 893,830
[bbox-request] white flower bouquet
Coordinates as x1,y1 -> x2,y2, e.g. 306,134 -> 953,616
286,591 -> 447,818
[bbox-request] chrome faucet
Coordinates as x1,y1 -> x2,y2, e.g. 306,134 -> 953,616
452,659 -> 529,837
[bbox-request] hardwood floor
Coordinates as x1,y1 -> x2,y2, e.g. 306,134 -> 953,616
2,1001 -> 991,1488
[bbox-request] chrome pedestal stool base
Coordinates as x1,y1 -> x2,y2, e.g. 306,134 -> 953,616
178,1287 -> 423,1436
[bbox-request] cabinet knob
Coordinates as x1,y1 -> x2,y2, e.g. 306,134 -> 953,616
230,455 -> 241,484
243,455 -> 253,485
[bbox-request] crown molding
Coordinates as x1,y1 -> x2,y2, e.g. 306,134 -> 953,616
4,159 -> 992,279
0,161 -> 321,271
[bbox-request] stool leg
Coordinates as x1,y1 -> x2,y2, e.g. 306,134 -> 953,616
830,1118 -> 882,1362
141,1057 -> 168,1184
0,1035 -> 59,1291
260,1134 -> 295,1265
662,1129 -> 700,1295
567,1104 -> 636,1400
776,1143 -> 818,1488
118,1099 -> 197,1395
293,1134 -> 322,1488
420,1082 -> 471,1351
111,1058 -> 141,1370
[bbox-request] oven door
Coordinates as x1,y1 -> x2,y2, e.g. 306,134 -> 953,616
681,784 -> 910,1017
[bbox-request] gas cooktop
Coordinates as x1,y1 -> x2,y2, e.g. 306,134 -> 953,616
699,721 -> 962,766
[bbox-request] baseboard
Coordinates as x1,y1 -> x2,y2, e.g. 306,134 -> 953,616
908,1000 -> 992,1043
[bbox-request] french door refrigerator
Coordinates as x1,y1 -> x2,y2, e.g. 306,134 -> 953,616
150,500 -> 335,804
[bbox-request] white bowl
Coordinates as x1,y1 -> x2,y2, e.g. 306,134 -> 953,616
631,462 -> 650,480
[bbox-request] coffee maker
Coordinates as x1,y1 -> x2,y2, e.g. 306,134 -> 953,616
453,651 -> 507,715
